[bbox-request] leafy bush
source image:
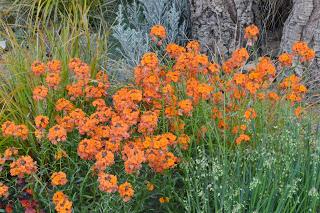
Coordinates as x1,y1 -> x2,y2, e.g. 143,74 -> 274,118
0,24 -> 319,212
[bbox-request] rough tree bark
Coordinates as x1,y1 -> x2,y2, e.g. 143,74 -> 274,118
280,0 -> 320,102
189,0 -> 320,102
189,0 -> 255,57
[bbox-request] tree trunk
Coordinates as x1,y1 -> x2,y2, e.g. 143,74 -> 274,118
189,0 -> 320,103
280,0 -> 320,102
189,0 -> 254,58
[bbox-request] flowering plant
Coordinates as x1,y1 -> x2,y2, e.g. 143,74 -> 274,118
0,25 -> 315,212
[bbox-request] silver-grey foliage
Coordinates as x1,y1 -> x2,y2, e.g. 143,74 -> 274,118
111,0 -> 189,71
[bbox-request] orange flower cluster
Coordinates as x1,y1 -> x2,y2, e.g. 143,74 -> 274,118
235,134 -> 250,145
98,172 -> 118,193
47,60 -> 62,73
150,25 -> 167,45
51,172 -> 68,186
279,74 -> 307,104
292,41 -> 315,62
0,25 -> 312,209
244,24 -> 259,43
138,111 -> 159,134
143,134 -> 178,173
33,85 -> 48,101
178,99 -> 193,116
118,182 -> 134,202
244,108 -> 257,120
77,139 -> 102,160
222,48 -> 249,73
278,53 -> 293,67
55,150 -> 68,160
159,197 -> 170,203
0,182 -> 9,198
166,43 -> 186,59
1,121 -> 29,140
34,115 -> 49,140
1,147 -> 17,166
52,191 -> 73,213
146,181 -> 155,191
94,150 -> 115,171
31,61 -> 46,76
48,125 -> 67,144
10,155 -> 37,178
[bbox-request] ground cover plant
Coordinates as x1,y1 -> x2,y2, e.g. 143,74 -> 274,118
0,22 -> 319,213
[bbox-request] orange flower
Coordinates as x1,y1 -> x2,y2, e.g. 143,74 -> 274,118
122,142 -> 145,174
4,147 -> 18,159
177,134 -> 190,150
94,150 -> 115,171
166,43 -> 186,58
69,108 -> 86,127
294,106 -> 303,118
235,134 -> 250,145
98,172 -> 118,193
292,41 -> 315,62
255,57 -> 276,77
233,73 -> 247,85
166,71 -> 180,83
141,52 -> 159,68
169,118 -> 185,133
77,139 -> 102,160
212,107 -> 222,119
13,124 -> 29,140
159,197 -> 170,203
33,85 -> 48,101
57,115 -> 75,132
10,155 -> 37,178
68,58 -> 82,71
244,24 -> 259,45
46,73 -> 61,89
31,61 -> 46,76
47,60 -> 62,73
1,121 -> 16,137
0,156 -> 5,165
52,191 -> 73,213
257,93 -> 266,100
118,182 -> 134,202
278,53 -> 293,67
35,115 -> 49,129
0,182 -> 9,198
55,98 -> 74,113
232,48 -> 249,66
240,124 -> 247,131
186,40 -> 201,53
48,125 -> 67,145
218,120 -> 228,130
150,25 -> 167,40
138,111 -> 158,134
268,92 -> 280,102
109,116 -> 130,143
51,171 -> 68,186
244,108 -> 257,120
245,81 -> 260,94
66,80 -> 85,100
208,63 -> 220,74
55,150 -> 68,160
96,70 -> 110,88
146,182 -> 155,191
73,62 -> 91,80
178,99 -> 193,116
279,74 -> 307,104
146,149 -> 177,173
